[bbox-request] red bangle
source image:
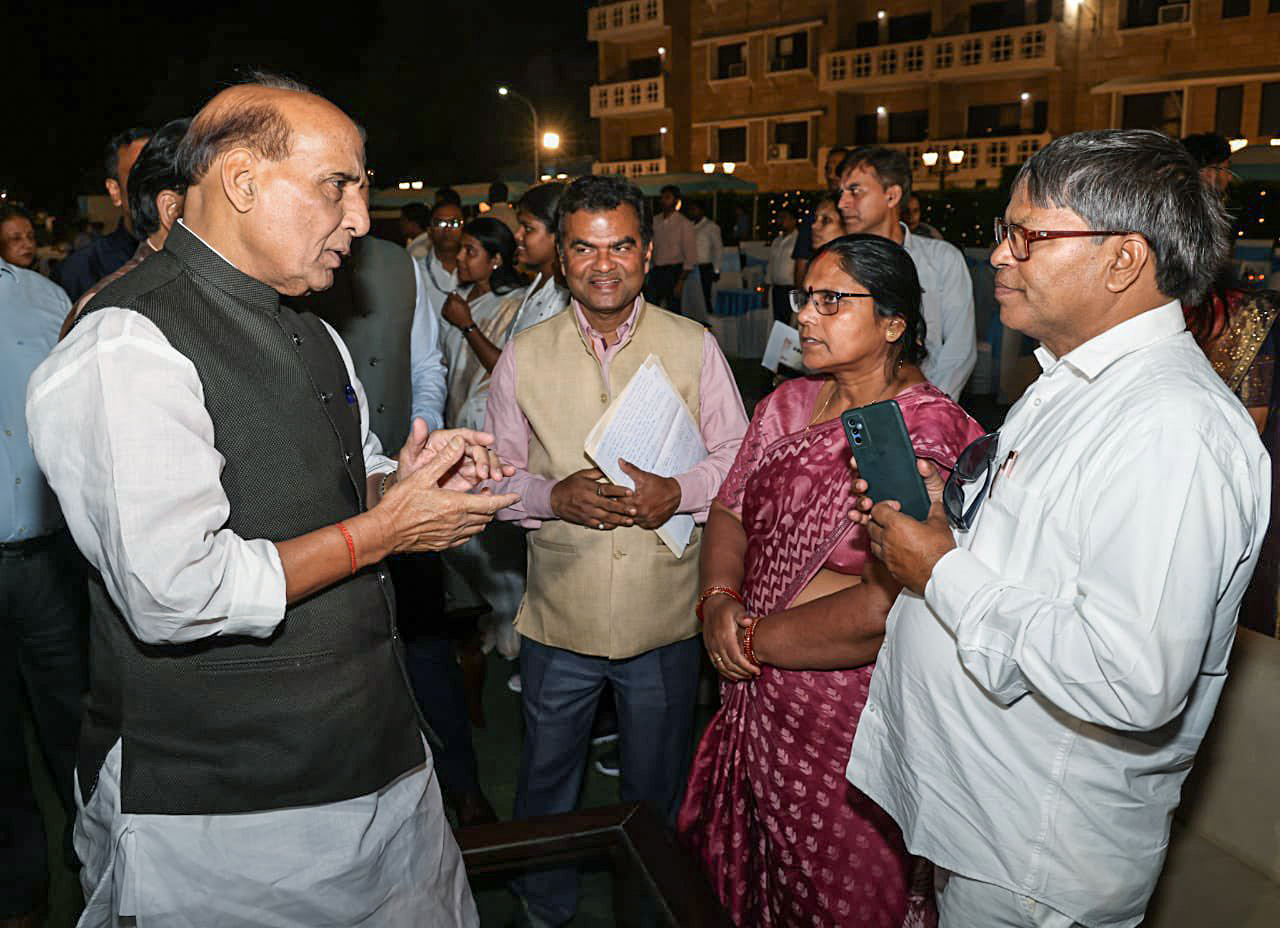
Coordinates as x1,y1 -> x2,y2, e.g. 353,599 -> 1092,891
742,617 -> 761,668
696,586 -> 744,623
337,521 -> 357,575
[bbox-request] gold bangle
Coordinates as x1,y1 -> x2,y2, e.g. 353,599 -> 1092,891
742,617 -> 761,668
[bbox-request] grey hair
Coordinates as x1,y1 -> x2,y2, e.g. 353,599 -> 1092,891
176,71 -> 319,184
1012,130 -> 1230,305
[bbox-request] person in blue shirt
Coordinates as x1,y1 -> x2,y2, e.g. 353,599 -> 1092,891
1,248 -> 89,927
53,127 -> 151,303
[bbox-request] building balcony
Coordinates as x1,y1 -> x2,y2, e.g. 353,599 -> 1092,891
820,23 -> 1058,93
587,0 -> 665,43
886,132 -> 1052,190
590,76 -> 666,117
592,158 -> 668,178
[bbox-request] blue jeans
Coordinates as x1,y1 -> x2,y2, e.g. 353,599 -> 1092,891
0,531 -> 88,915
513,635 -> 701,925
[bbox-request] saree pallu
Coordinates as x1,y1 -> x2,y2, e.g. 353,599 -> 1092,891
678,378 -> 984,927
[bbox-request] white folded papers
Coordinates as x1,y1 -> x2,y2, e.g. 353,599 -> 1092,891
762,320 -> 805,373
584,354 -> 707,557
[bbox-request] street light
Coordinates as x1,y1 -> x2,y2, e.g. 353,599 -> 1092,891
498,85 -> 542,181
542,131 -> 561,151
921,147 -> 965,190
702,162 -> 716,174
722,162 -> 736,174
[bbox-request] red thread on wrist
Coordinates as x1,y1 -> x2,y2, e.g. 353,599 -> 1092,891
337,522 -> 358,575
696,586 -> 744,623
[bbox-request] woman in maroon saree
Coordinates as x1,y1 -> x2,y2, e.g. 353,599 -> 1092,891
679,235 -> 984,927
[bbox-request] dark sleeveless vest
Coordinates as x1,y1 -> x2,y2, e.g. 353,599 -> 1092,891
75,223 -> 425,815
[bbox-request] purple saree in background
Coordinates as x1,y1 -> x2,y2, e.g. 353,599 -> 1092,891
678,377 -> 984,928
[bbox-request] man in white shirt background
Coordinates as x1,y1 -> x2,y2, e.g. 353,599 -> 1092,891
401,202 -> 433,261
766,204 -> 798,323
417,193 -> 464,312
687,198 -> 723,316
849,129 -> 1268,927
837,146 -> 977,399
644,183 -> 697,314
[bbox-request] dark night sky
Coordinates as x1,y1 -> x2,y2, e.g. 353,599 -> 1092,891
6,0 -> 595,211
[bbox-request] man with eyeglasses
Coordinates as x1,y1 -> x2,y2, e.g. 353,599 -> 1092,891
417,196 -> 464,312
845,130 -> 1268,927
835,146 -> 977,400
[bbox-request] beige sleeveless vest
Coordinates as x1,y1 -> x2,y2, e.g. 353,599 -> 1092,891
513,302 -> 707,658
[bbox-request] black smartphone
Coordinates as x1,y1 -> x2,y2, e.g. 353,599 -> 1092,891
841,400 -> 930,521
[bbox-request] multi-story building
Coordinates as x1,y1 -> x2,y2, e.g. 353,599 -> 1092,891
588,0 -> 1280,191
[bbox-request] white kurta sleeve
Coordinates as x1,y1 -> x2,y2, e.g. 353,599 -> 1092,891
26,308 -> 287,645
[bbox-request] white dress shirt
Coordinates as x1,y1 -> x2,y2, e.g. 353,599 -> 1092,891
406,230 -> 432,261
847,301 -> 1269,927
409,258 -> 447,432
693,216 -> 724,269
26,264 -> 475,925
766,230 -> 797,287
417,251 -> 458,315
1,255 -> 70,540
901,222 -> 977,400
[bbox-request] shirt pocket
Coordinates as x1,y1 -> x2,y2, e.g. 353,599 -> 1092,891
967,477 -> 1046,582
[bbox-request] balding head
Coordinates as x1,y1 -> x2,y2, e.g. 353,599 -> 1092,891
179,74 -> 370,297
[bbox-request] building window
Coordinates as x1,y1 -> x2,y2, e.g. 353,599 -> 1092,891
970,1 -> 1016,31
829,55 -> 848,82
1124,0 -> 1193,28
1261,82 -> 1280,135
770,121 -> 809,160
717,126 -> 748,162
889,109 -> 929,143
855,19 -> 879,48
631,134 -> 663,160
1222,0 -> 1251,16
855,114 -> 878,145
1121,91 -> 1184,135
1215,86 -> 1245,136
878,48 -> 899,76
968,102 -> 1023,137
769,31 -> 809,72
1271,0 -> 1280,12
854,51 -> 873,78
960,38 -> 984,66
987,141 -> 1011,167
1020,29 -> 1046,58
627,56 -> 662,80
888,12 -> 931,42
715,42 -> 748,80
935,41 -> 955,70
904,45 -> 926,71
991,34 -> 1014,62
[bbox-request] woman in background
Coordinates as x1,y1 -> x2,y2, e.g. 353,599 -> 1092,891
508,182 -> 570,339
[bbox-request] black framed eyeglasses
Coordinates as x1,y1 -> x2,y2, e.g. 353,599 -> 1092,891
943,431 -> 1000,531
788,287 -> 873,315
993,218 -> 1133,262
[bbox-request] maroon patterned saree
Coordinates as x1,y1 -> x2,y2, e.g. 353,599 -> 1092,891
678,377 -> 984,928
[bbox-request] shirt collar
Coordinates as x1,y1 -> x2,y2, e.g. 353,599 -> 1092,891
0,255 -> 16,277
572,294 -> 643,346
1034,300 -> 1186,380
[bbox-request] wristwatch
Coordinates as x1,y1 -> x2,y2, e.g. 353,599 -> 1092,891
460,323 -> 477,336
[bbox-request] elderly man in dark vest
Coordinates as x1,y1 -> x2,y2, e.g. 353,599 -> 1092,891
26,74 -> 516,927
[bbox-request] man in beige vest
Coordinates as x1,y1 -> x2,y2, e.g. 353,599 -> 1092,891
485,175 -> 748,927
